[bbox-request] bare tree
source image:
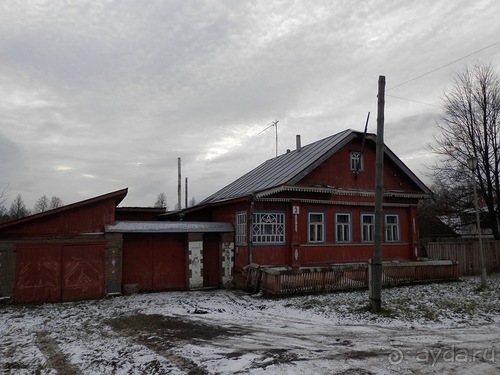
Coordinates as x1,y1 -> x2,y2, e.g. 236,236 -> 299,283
421,180 -> 475,234
50,196 -> 63,209
430,62 -> 500,239
34,195 -> 50,213
154,193 -> 168,209
0,186 -> 9,222
0,187 -> 9,216
9,194 -> 29,219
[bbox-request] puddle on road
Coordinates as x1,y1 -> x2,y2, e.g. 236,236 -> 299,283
107,313 -> 244,348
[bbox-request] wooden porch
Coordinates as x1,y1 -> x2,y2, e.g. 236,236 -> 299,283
243,260 -> 459,296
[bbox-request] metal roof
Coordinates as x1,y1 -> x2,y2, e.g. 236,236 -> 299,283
200,129 -> 355,204
199,129 -> 431,205
105,221 -> 234,233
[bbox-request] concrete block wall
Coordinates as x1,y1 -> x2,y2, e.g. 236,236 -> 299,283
105,233 -> 123,295
221,233 -> 234,288
0,242 -> 15,299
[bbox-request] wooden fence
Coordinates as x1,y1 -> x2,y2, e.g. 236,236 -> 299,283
426,240 -> 500,276
246,260 -> 458,296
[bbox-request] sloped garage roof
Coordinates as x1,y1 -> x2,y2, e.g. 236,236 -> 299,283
105,221 -> 233,233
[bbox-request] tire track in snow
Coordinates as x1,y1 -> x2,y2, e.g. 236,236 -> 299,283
35,330 -> 82,375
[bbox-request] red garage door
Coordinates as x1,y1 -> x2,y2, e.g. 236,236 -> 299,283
62,244 -> 105,302
122,234 -> 186,291
203,234 -> 220,287
122,234 -> 153,290
15,244 -> 62,303
153,235 -> 186,289
14,243 -> 105,303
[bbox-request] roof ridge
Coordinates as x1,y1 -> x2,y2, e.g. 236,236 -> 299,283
200,129 -> 358,204
0,188 -> 128,229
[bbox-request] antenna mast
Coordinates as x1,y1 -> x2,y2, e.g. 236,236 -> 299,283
258,120 -> 279,157
356,112 -> 370,172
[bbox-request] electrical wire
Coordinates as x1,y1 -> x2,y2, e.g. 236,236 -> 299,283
387,41 -> 500,91
386,94 -> 441,108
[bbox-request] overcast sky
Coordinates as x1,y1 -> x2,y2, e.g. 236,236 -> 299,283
1,0 -> 500,210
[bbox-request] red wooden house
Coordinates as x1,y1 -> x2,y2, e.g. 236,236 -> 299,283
0,129 -> 457,302
173,129 -> 438,288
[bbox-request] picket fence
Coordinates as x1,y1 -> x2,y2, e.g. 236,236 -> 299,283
426,240 -> 500,276
245,260 -> 458,296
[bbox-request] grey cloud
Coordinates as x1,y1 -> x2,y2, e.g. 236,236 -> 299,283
0,133 -> 21,181
0,0 -> 499,207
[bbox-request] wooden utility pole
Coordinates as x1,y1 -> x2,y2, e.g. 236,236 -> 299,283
370,75 -> 385,313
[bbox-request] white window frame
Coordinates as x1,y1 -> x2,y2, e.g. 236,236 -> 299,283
335,213 -> 351,243
252,212 -> 285,244
308,212 -> 325,243
236,212 -> 247,245
361,213 -> 375,242
350,151 -> 363,171
385,214 -> 400,242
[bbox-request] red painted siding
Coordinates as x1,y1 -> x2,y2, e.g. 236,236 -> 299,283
226,199 -> 418,269
252,246 -> 289,266
302,139 -> 422,192
235,246 -> 249,272
3,201 -> 116,236
115,207 -> 166,221
300,244 -> 411,265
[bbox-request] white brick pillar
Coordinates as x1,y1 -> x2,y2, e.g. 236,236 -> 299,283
188,234 -> 203,290
221,240 -> 234,288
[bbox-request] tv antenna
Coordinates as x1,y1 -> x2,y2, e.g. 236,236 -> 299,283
259,120 -> 279,157
355,111 -> 370,173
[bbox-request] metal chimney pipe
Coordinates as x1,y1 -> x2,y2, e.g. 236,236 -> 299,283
296,135 -> 302,151
185,177 -> 188,208
177,157 -> 181,210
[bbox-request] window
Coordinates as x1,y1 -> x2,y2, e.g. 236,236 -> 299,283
385,214 -> 400,242
236,212 -> 247,244
252,212 -> 285,244
361,213 -> 375,242
350,151 -> 363,171
308,212 -> 325,243
335,213 -> 351,243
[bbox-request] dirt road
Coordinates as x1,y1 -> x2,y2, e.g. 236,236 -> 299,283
1,278 -> 500,374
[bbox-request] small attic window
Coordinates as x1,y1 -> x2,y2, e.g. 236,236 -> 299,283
350,151 -> 363,172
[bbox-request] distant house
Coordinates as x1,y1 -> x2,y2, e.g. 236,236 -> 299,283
173,129 -> 432,287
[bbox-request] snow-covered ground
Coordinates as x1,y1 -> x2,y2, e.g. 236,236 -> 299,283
1,275 -> 500,374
